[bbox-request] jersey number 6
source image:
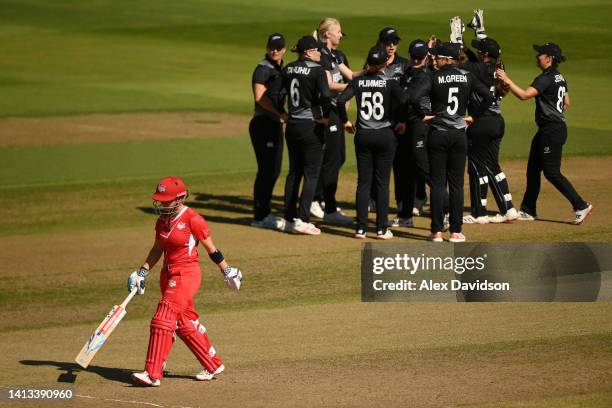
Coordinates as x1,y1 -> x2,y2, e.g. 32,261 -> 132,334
290,78 -> 300,108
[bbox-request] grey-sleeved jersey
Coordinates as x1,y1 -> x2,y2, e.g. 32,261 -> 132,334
338,72 -> 408,130
282,59 -> 332,122
531,68 -> 568,125
252,56 -> 285,122
410,64 -> 494,131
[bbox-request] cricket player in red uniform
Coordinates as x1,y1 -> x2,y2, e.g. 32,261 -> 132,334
129,176 -> 242,387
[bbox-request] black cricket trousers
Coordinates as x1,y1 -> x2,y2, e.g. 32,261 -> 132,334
467,114 -> 513,217
316,110 -> 346,213
355,128 -> 397,232
284,121 -> 324,222
521,122 -> 587,216
428,128 -> 467,233
249,115 -> 284,220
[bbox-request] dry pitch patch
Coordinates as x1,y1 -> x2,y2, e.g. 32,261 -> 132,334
0,112 -> 251,147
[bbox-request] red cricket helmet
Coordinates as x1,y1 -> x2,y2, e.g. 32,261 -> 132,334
152,176 -> 187,202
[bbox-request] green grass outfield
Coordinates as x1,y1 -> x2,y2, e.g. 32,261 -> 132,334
1,1 -> 611,407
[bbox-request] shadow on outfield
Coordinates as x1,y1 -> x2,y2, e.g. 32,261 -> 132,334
20,360 -> 195,386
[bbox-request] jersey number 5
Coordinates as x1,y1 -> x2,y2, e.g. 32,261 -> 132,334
360,92 -> 384,121
290,78 -> 300,108
447,87 -> 459,115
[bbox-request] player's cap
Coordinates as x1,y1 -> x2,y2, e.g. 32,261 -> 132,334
471,38 -> 501,58
378,27 -> 401,44
267,33 -> 285,50
152,176 -> 187,202
295,35 -> 324,53
367,45 -> 388,66
408,39 -> 428,58
533,42 -> 563,60
429,42 -> 460,59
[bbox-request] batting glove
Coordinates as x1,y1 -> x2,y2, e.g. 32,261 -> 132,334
127,266 -> 148,295
449,16 -> 465,44
467,9 -> 487,39
223,266 -> 242,292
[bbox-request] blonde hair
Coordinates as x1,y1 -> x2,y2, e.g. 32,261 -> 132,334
313,17 -> 341,42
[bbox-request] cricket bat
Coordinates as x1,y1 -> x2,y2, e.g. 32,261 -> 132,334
75,288 -> 137,368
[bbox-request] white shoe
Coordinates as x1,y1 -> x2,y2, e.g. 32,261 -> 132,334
132,371 -> 161,387
195,364 -> 225,381
376,229 -> 393,240
388,217 -> 414,227
276,218 -> 293,233
251,213 -> 279,229
292,218 -> 321,235
449,232 -> 466,243
463,215 -> 489,224
355,229 -> 366,239
487,214 -> 506,224
442,213 -> 450,231
518,210 -> 536,221
310,202 -> 325,219
574,203 -> 593,225
413,197 -> 426,216
323,210 -> 353,224
504,208 -> 519,221
428,232 -> 443,242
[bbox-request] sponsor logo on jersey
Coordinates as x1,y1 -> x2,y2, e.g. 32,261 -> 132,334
177,222 -> 186,230
543,146 -> 551,154
416,140 -> 424,148
438,74 -> 467,84
169,280 -> 177,288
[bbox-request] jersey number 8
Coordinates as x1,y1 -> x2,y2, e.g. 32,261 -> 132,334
360,92 -> 384,121
556,86 -> 566,113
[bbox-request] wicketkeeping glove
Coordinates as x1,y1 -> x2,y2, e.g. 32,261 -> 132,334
467,9 -> 487,40
223,266 -> 242,292
449,16 -> 465,44
127,266 -> 149,295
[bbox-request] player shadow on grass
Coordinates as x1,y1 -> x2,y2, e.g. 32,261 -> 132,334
20,360 -> 193,386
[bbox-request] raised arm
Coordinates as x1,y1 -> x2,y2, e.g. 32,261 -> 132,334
496,69 -> 539,101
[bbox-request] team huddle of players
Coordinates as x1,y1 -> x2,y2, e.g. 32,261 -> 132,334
249,9 -> 593,242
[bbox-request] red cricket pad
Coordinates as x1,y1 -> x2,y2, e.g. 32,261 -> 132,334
152,176 -> 187,202
145,301 -> 177,380
176,315 -> 223,372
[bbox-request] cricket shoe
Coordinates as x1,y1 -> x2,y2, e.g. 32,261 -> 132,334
376,229 -> 394,240
463,215 -> 489,224
413,197 -> 426,216
310,201 -> 325,219
292,218 -> 321,235
518,210 -> 536,221
487,214 -> 506,224
503,208 -> 519,222
132,371 -> 161,387
449,232 -> 466,243
355,229 -> 367,239
573,203 -> 593,225
251,213 -> 279,230
195,364 -> 225,381
428,232 -> 443,243
323,210 -> 353,225
276,218 -> 294,233
388,217 -> 414,227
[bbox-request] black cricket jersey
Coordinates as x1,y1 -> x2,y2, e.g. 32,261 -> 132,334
383,54 -> 410,84
411,64 -> 494,131
530,67 -> 568,125
320,46 -> 344,107
282,58 -> 332,123
461,60 -> 502,116
338,72 -> 407,130
404,65 -> 433,121
252,55 -> 286,122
